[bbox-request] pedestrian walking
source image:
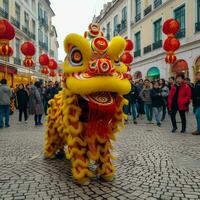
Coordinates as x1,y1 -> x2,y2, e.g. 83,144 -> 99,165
136,79 -> 145,117
29,81 -> 44,126
16,84 -> 29,123
150,81 -> 163,127
168,74 -> 191,133
160,79 -> 169,121
192,72 -> 200,135
129,81 -> 139,124
0,79 -> 12,128
140,79 -> 152,123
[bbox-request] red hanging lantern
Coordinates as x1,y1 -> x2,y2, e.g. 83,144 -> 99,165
0,19 -> 15,41
41,66 -> 49,75
0,19 -> 15,57
48,58 -> 58,70
39,53 -> 49,66
121,52 -> 133,64
163,37 -> 180,52
165,54 -> 177,64
49,70 -> 56,77
23,57 -> 34,68
125,39 -> 134,51
162,19 -> 180,36
21,41 -> 36,56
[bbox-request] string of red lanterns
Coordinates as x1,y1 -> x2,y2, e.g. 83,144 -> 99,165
162,19 -> 180,64
0,19 -> 15,78
48,58 -> 58,77
39,53 -> 49,75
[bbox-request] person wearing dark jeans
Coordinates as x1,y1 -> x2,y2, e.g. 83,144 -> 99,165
19,108 -> 28,122
168,74 -> 191,133
34,114 -> 43,125
0,79 -> 12,128
0,105 -> 10,128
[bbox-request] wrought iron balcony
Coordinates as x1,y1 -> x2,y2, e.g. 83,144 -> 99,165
134,50 -> 141,57
42,18 -> 49,30
144,5 -> 152,16
14,57 -> 21,65
195,22 -> 200,33
0,7 -> 8,19
154,0 -> 162,9
144,45 -> 152,54
39,41 -> 45,49
176,28 -> 186,39
10,17 -> 20,29
135,13 -> 141,23
152,40 -> 162,50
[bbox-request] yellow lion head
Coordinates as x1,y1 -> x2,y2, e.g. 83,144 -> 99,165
62,23 -> 131,103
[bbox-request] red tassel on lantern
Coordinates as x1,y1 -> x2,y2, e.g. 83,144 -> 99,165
165,54 -> 177,64
23,57 -> 34,68
49,70 -> 56,77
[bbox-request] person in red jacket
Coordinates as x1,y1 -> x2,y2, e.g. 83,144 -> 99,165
168,73 -> 191,133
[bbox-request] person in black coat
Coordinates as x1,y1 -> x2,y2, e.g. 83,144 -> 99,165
16,84 -> 29,123
129,81 -> 139,124
150,81 -> 163,127
192,72 -> 200,135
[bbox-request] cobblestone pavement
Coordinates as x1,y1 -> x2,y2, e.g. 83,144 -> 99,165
1,112 -> 200,200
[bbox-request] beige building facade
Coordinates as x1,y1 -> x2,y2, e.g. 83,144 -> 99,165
94,0 -> 200,81
0,0 -> 59,86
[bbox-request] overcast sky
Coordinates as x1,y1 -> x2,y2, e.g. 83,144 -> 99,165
50,0 -> 111,61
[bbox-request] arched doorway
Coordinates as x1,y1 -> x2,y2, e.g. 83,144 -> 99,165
134,71 -> 142,80
172,59 -> 189,77
147,67 -> 160,80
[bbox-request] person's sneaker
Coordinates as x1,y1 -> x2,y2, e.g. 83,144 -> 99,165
133,120 -> 137,124
24,121 -> 28,124
180,129 -> 186,133
18,121 -> 22,124
38,122 -> 43,126
157,123 -> 161,127
5,125 -> 10,128
171,128 -> 177,133
192,131 -> 200,135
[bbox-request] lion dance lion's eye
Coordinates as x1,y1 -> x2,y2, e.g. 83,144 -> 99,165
114,59 -> 120,66
69,47 -> 83,66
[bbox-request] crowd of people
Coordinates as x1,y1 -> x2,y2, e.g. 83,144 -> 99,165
0,79 -> 61,128
124,72 -> 200,135
0,72 -> 200,135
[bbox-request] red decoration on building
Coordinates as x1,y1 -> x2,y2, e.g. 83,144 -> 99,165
39,54 -> 49,66
162,19 -> 180,64
172,59 -> 188,73
23,57 -> 34,68
21,41 -> 36,56
125,39 -> 134,51
49,70 -> 56,77
121,52 -> 133,64
0,19 -> 15,58
0,19 -> 15,40
41,66 -> 49,75
162,19 -> 180,36
48,58 -> 58,70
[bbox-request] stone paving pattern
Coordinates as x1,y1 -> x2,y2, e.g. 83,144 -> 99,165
0,113 -> 200,200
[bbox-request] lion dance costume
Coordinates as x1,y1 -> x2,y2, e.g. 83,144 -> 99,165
44,23 -> 131,184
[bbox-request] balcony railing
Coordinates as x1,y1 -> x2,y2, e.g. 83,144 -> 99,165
143,45 -> 152,54
14,57 -> 21,65
154,0 -> 162,9
42,18 -> 49,30
0,7 -> 8,19
134,50 -> 141,57
152,40 -> 162,50
144,5 -> 152,16
135,13 -> 141,22
113,29 -> 118,36
39,41 -> 48,51
176,28 -> 186,39
10,17 -> 20,29
195,22 -> 200,33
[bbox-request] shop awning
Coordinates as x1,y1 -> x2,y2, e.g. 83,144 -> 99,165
147,67 -> 160,77
0,64 -> 17,74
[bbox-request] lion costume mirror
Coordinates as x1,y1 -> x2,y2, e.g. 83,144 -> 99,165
44,23 -> 132,184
